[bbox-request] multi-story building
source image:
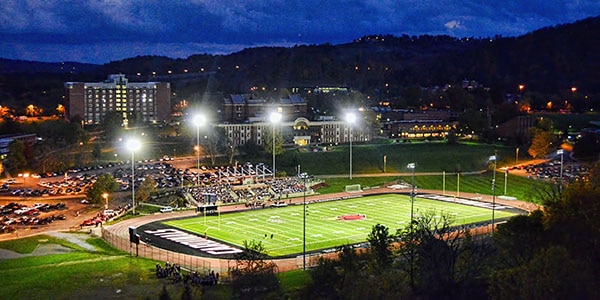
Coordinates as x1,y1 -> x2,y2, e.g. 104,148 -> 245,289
219,94 -> 372,146
378,109 -> 458,140
221,94 -> 307,123
218,117 -> 371,147
0,133 -> 37,158
65,74 -> 171,126
382,120 -> 457,140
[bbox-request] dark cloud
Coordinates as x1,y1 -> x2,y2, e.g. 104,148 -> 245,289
0,0 -> 598,63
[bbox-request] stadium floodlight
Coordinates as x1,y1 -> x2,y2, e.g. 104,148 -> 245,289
406,163 -> 416,224
127,139 -> 141,214
193,114 -> 206,187
557,149 -> 564,190
489,154 -> 497,234
270,111 -> 282,179
346,112 -> 357,180
299,171 -> 312,270
406,162 -> 416,285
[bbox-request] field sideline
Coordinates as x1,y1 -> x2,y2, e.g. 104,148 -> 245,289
164,194 -> 519,257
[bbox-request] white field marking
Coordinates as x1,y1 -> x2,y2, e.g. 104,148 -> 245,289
288,237 -> 300,241
330,208 -> 338,210
290,213 -> 299,216
311,234 -> 323,237
311,210 -> 320,213
270,215 -> 280,218
365,203 -> 375,206
355,227 -> 365,231
248,218 -> 258,221
348,205 -> 357,208
397,221 -> 406,224
333,230 -> 345,234
226,221 -> 236,224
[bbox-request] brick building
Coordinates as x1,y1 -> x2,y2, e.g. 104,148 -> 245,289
65,74 -> 171,126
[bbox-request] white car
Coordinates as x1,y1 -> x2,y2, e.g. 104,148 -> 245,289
160,206 -> 173,213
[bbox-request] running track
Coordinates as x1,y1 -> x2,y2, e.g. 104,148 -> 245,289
102,186 -> 538,275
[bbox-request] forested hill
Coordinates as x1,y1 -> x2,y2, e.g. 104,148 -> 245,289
0,15 -> 599,112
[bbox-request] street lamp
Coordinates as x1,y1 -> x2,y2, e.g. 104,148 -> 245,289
269,111 -> 282,179
299,171 -> 312,270
102,193 -> 108,210
489,155 -> 497,235
193,114 -> 206,187
406,162 -> 416,286
127,139 -> 141,214
346,112 -> 357,180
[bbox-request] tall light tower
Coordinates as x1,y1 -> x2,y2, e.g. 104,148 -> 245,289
489,154 -> 497,234
269,111 -> 282,179
346,112 -> 357,180
127,139 -> 141,214
407,163 -> 416,227
299,171 -> 312,270
193,114 -> 205,187
557,149 -> 564,191
406,162 -> 416,286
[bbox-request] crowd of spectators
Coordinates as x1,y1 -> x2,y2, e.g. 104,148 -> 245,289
155,261 -> 218,286
185,184 -> 236,204
182,176 -> 311,206
270,177 -> 309,196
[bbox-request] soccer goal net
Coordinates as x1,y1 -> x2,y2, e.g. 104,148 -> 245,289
345,184 -> 362,193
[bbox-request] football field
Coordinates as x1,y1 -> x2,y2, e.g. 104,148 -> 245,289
164,194 -> 519,257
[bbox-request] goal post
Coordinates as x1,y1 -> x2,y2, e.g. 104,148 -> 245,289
345,184 -> 362,193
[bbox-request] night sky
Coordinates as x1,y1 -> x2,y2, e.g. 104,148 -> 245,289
1,0 -> 599,64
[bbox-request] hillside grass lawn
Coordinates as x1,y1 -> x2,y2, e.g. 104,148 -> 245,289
0,235 -> 234,300
278,141 -> 521,175
164,193 -> 519,257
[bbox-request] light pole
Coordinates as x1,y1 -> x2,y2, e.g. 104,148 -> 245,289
193,114 -> 205,187
504,168 -> 508,195
346,112 -> 356,180
299,171 -> 311,270
557,149 -> 564,190
127,139 -> 141,214
407,162 -> 416,286
102,193 -> 108,210
489,154 -> 497,235
269,111 -> 281,179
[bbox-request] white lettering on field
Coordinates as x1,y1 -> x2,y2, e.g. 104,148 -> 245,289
144,228 -> 243,255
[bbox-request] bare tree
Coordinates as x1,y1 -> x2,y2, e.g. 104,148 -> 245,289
230,240 -> 279,298
396,210 -> 493,299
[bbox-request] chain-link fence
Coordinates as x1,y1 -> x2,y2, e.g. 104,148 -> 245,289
101,227 -> 234,277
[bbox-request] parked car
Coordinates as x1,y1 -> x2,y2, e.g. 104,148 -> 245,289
160,206 -> 173,213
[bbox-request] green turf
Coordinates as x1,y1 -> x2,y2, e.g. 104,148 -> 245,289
164,194 -> 518,257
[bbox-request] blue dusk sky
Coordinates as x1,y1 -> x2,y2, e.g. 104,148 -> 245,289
1,0 -> 599,64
